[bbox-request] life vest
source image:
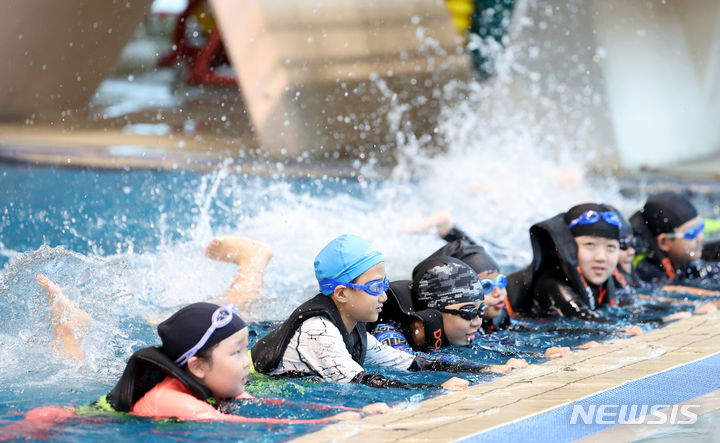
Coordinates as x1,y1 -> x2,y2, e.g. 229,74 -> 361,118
106,346 -> 214,413
251,294 -> 367,374
507,213 -> 616,315
369,280 -> 448,351
482,307 -> 511,333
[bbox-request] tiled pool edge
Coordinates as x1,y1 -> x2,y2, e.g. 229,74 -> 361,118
293,313 -> 720,442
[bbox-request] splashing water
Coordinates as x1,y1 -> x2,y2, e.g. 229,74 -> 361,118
2,1 -> 719,439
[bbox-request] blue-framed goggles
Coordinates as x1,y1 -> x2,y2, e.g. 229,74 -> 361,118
318,276 -> 390,296
667,219 -> 704,240
479,274 -> 507,295
567,210 -> 622,230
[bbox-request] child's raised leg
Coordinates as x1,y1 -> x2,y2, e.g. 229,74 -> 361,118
36,274 -> 90,360
205,236 -> 273,310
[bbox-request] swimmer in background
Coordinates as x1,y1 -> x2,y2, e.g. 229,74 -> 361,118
369,254 -> 528,374
608,206 -> 718,319
405,209 -> 585,357
631,192 -> 720,291
39,235 -> 275,361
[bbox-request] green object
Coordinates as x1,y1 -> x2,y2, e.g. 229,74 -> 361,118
73,395 -> 127,417
633,251 -> 648,268
469,0 -> 516,79
705,218 -> 720,235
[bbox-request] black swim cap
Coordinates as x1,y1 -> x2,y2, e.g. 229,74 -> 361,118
158,302 -> 247,363
564,203 -> 620,240
430,240 -> 500,275
641,192 -> 698,235
412,256 -> 484,310
606,205 -> 633,238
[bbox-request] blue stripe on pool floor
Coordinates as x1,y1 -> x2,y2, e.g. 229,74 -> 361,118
457,354 -> 720,443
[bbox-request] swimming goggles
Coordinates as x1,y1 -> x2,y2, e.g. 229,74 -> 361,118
666,220 -> 704,240
567,210 -> 622,230
480,274 -> 508,295
175,303 -> 239,366
438,303 -> 486,321
619,236 -> 639,251
319,277 -> 390,296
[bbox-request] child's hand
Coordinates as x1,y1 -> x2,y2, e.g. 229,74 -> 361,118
488,364 -> 511,374
505,358 -> 528,368
574,340 -> 601,349
330,411 -> 362,421
544,346 -> 572,359
621,325 -> 644,336
441,377 -> 469,391
662,311 -> 692,322
361,403 -> 389,414
694,302 -> 718,315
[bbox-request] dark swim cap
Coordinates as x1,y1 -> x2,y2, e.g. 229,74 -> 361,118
431,240 -> 499,274
641,192 -> 698,235
564,203 -> 620,240
412,256 -> 484,310
158,302 -> 247,363
606,205 -> 632,238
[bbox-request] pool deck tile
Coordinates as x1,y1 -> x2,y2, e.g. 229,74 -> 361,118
293,313 -> 720,442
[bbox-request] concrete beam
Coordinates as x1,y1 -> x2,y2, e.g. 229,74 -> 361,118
0,0 -> 152,121
209,0 -> 471,159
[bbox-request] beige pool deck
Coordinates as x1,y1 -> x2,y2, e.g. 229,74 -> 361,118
294,312 -> 720,442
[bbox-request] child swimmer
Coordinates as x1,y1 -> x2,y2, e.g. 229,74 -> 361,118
251,235 -> 469,390
7,300 -> 387,434
370,254 -> 528,373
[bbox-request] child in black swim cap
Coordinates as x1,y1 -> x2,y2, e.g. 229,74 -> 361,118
630,192 -> 720,291
506,203 -> 625,321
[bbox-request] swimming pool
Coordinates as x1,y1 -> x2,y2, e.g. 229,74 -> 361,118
1,158 -> 718,441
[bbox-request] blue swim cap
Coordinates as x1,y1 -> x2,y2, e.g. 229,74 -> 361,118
315,235 -> 384,295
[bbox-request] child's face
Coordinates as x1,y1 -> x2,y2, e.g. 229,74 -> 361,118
477,270 -> 506,319
440,301 -> 483,345
343,263 -> 388,324
202,327 -> 251,399
618,236 -> 636,274
660,216 -> 704,265
574,235 -> 619,286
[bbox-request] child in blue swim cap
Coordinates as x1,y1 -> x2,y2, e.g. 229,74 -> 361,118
251,234 -> 469,390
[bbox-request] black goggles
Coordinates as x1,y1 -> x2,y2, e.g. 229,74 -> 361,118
438,304 -> 486,321
619,236 -> 639,251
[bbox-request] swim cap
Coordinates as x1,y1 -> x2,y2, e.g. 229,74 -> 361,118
641,192 -> 698,235
564,203 -> 620,240
606,205 -> 633,238
315,234 -> 384,295
412,256 -> 484,310
158,302 -> 246,363
430,240 -> 499,274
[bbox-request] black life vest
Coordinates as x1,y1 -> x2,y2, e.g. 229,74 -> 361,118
106,346 -> 214,412
251,293 -> 367,374
369,280 -> 448,351
482,307 -> 511,332
507,213 -> 616,315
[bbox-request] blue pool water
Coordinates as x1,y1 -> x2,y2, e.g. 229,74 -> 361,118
2,160 -> 718,441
